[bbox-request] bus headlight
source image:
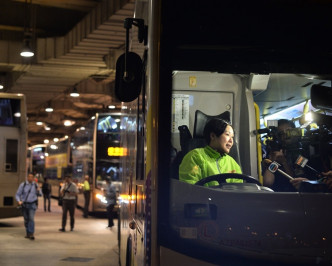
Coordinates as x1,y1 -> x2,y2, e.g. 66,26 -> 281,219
96,193 -> 107,204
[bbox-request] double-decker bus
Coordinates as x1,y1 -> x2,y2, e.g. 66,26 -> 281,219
27,144 -> 46,182
71,113 -> 123,214
116,0 -> 332,265
44,137 -> 72,197
0,93 -> 27,218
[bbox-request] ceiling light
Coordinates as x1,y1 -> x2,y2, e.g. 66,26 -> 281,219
64,120 -> 75,126
108,105 -> 116,109
70,87 -> 80,97
36,121 -> 43,126
45,126 -> 51,131
0,84 -> 3,90
44,139 -> 49,144
91,116 -> 96,120
45,107 -> 53,112
80,127 -> 85,130
20,44 -> 34,57
53,138 -> 59,142
64,135 -> 69,139
14,112 -> 21,117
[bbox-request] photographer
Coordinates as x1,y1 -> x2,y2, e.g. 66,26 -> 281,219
15,172 -> 42,240
262,119 -> 302,191
59,176 -> 79,232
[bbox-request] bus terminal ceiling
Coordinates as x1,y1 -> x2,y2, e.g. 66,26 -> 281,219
1,1 -> 331,147
0,0 -> 135,146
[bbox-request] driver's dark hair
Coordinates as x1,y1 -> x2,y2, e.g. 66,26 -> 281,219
203,118 -> 231,144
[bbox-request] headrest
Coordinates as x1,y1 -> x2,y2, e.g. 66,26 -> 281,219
193,110 -> 231,138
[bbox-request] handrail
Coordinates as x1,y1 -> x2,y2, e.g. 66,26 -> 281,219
254,102 -> 263,184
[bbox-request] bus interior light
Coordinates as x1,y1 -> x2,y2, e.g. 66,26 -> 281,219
305,112 -> 313,123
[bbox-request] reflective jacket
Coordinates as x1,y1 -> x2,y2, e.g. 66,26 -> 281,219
179,145 -> 242,186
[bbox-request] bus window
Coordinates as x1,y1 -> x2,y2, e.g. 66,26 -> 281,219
0,99 -> 20,127
5,139 -> 18,172
95,114 -> 122,189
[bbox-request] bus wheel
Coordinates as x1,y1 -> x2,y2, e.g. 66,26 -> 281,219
125,236 -> 132,266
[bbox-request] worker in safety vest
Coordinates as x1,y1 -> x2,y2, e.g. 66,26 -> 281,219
179,118 -> 242,186
83,175 -> 91,218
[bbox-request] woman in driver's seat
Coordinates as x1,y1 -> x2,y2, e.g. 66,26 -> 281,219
179,118 -> 242,186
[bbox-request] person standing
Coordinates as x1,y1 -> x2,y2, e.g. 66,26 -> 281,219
15,173 -> 42,240
59,176 -> 78,232
82,175 -> 91,218
105,179 -> 117,228
42,178 -> 52,212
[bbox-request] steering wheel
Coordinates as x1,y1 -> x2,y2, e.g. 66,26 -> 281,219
195,173 -> 262,186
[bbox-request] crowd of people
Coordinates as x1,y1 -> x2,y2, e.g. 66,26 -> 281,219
15,173 -> 117,240
179,118 -> 332,192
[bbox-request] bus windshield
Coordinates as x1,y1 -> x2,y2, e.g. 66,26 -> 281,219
95,114 -> 122,189
0,98 -> 21,127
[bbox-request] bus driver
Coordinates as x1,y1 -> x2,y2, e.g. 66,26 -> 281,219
179,118 -> 242,186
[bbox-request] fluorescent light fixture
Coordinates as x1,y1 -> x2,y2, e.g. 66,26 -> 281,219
263,100 -> 318,122
108,105 -> 116,109
45,107 -> 53,112
305,112 -> 313,123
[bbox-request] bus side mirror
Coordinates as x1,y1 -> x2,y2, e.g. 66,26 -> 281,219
311,84 -> 332,111
115,52 -> 142,102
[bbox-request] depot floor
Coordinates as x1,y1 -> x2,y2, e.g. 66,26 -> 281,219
0,197 -> 119,266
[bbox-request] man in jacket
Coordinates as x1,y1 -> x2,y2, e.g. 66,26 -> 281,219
15,173 -> 42,240
105,179 -> 117,228
59,176 -> 79,232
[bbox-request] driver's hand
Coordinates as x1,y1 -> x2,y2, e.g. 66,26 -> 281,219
18,201 -> 23,206
322,177 -> 332,190
290,177 -> 308,190
322,171 -> 332,177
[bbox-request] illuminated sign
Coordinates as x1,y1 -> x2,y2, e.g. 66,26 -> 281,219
45,153 -> 68,168
107,147 -> 127,156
